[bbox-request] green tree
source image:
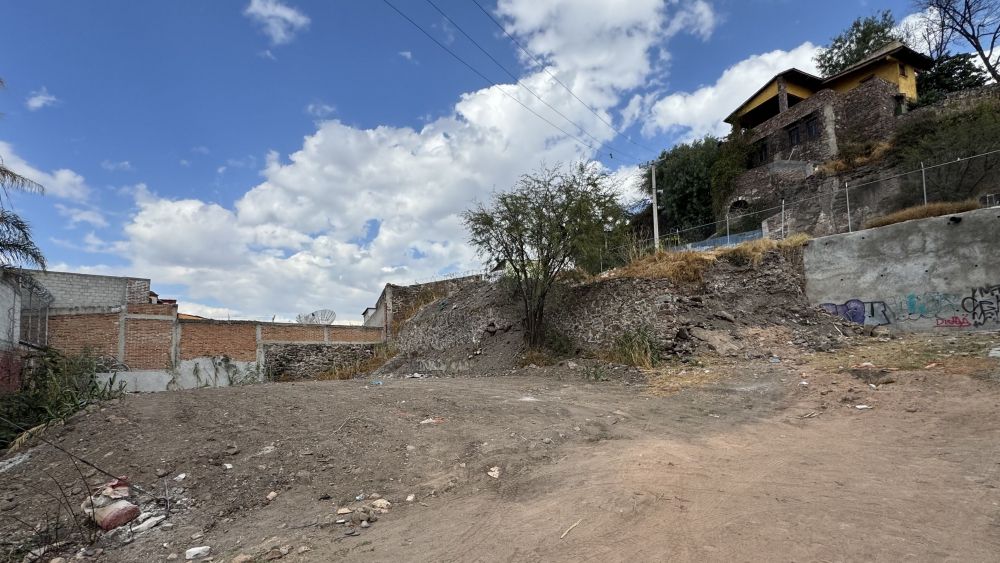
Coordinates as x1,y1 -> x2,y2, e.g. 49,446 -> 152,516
815,11 -> 902,76
637,137 -> 720,243
0,78 -> 46,270
893,100 -> 1000,205
914,52 -> 989,106
463,162 -> 625,347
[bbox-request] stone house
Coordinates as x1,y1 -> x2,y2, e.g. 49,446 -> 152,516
722,42 -> 933,215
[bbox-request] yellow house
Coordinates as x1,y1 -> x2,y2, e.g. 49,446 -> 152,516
725,42 -> 933,131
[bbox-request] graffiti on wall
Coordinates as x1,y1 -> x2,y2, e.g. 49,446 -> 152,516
962,284 -> 1000,327
822,285 -> 1000,329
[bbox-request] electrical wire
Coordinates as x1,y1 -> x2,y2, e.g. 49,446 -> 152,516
424,0 -> 642,163
381,0 -> 603,156
470,0 -> 662,157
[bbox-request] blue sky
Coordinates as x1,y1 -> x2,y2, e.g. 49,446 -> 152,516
0,0 -> 916,321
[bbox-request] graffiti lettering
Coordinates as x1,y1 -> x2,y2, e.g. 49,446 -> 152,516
884,292 -> 963,322
935,316 -> 972,328
962,284 -> 1000,327
820,299 -> 891,326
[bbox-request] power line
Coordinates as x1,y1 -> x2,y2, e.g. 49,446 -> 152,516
470,0 -> 662,157
381,0 -> 601,156
424,0 -> 642,163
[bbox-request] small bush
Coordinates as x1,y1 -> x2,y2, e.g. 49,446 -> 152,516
1,349 -> 125,450
543,329 -> 575,356
614,250 -> 717,284
605,325 -> 659,368
717,233 -> 811,266
863,200 -> 980,229
519,349 -> 557,367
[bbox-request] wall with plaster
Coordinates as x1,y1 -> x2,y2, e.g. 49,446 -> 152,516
804,207 -> 1000,331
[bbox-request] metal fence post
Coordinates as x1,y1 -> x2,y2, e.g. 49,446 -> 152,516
845,181 -> 852,233
726,214 -> 731,246
780,199 -> 785,239
920,161 -> 927,205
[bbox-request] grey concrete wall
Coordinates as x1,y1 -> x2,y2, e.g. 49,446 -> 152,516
97,357 -> 263,393
804,207 -> 1000,331
0,277 -> 20,349
26,270 -> 150,310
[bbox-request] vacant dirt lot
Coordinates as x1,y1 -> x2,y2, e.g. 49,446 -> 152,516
2,332 -> 999,562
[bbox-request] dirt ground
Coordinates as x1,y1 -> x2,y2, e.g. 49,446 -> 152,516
2,331 -> 1000,562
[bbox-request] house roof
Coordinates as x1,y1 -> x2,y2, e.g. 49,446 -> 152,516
725,41 -> 934,126
823,41 -> 933,84
723,68 -> 822,124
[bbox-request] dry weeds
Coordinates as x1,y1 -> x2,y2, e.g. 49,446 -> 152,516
863,200 -> 980,229
317,343 -> 398,380
610,234 -> 811,284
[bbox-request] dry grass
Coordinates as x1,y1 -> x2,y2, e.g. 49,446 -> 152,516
815,141 -> 893,174
317,343 -> 398,381
864,200 -> 980,229
612,234 -> 811,284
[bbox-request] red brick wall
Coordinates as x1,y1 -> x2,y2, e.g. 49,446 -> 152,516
127,303 -> 177,316
48,314 -> 120,358
260,324 -> 325,342
329,326 -> 383,342
179,321 -> 257,361
125,319 -> 173,369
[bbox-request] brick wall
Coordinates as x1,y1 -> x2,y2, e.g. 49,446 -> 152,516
48,314 -> 120,358
127,303 -> 176,316
125,319 -> 173,369
179,321 -> 257,362
260,324 -> 325,342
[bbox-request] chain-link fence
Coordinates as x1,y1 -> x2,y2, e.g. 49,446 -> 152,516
597,148 -> 1000,273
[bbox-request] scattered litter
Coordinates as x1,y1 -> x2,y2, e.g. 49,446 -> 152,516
487,466 -> 501,479
855,404 -> 873,410
518,396 -> 539,402
266,491 -> 278,501
173,473 -> 187,482
223,463 -> 233,470
799,381 -> 809,386
355,493 -> 366,501
924,362 -> 940,369
707,414 -> 720,418
255,445 -> 276,456
798,412 -> 819,419
560,518 -> 583,539
185,546 -> 210,560
405,373 -> 427,379
769,357 -> 781,364
868,383 -> 877,390
335,519 -> 346,524
405,494 -> 415,502
337,507 -> 352,515
419,417 -> 444,425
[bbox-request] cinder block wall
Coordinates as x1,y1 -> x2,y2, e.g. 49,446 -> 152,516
27,270 -> 150,309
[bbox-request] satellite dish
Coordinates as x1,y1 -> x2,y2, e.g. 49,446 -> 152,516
296,309 -> 337,324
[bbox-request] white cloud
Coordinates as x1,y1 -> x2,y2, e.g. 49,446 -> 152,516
645,42 -> 821,139
243,0 -> 310,45
180,159 -> 191,167
398,50 -> 413,61
191,146 -> 211,155
55,204 -> 108,228
259,49 -> 278,61
178,302 -> 243,320
0,140 -> 89,200
305,102 -> 335,118
82,0 -> 719,322
100,159 -> 132,171
25,86 -> 59,111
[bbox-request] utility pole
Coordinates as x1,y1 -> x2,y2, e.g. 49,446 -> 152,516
651,163 -> 660,251
920,161 -> 927,205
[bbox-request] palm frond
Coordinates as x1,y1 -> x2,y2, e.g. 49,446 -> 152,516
0,209 -> 46,269
0,161 -> 44,195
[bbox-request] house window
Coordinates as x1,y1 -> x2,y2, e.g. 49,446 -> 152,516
805,117 -> 821,140
898,63 -> 907,77
787,125 -> 801,147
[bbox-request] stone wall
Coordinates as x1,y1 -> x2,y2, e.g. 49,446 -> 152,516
831,77 -> 900,146
803,207 -> 1000,331
263,343 -> 375,380
748,89 -> 839,164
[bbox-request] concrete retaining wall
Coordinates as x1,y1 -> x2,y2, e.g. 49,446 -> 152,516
804,207 -> 1000,331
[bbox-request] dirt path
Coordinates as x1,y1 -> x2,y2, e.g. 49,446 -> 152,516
2,334 -> 999,562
